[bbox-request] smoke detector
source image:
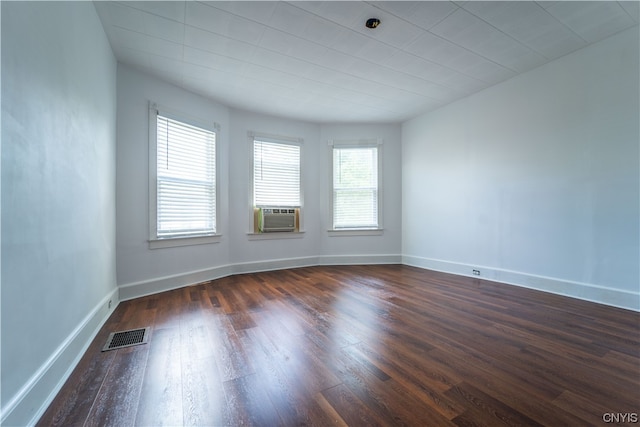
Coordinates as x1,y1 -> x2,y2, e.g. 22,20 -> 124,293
365,18 -> 381,29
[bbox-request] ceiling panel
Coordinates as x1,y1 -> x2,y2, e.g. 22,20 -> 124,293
183,47 -> 248,75
620,1 -> 640,21
268,2 -> 344,47
257,28 -> 329,63
121,1 -> 186,22
431,8 -> 547,72
457,1 -> 587,59
347,35 -> 403,64
465,60 -> 517,85
405,31 -> 515,83
545,1 -> 637,42
185,2 -> 266,44
199,1 -> 279,23
94,1 -> 639,123
94,2 -> 185,44
535,2 -> 561,10
348,3 -> 424,48
439,72 -> 487,94
293,1 -> 367,28
383,50 -> 460,86
183,26 -> 256,60
109,25 -> 184,61
373,1 -> 458,30
317,48 -> 360,74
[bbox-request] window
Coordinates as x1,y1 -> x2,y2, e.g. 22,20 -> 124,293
331,139 -> 382,231
149,104 -> 218,247
250,133 -> 302,235
253,137 -> 301,208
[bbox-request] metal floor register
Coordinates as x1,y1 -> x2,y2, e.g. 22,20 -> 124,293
102,327 -> 150,351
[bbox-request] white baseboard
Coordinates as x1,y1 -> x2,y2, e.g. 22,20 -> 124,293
318,254 -> 402,265
118,254 -> 402,301
118,264 -> 235,301
118,257 -> 321,301
1,287 -> 119,427
402,255 -> 640,312
231,256 -> 320,276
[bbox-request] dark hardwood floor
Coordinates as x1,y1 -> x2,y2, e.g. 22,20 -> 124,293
38,265 -> 639,426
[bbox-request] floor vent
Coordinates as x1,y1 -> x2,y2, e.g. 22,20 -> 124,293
102,327 -> 150,352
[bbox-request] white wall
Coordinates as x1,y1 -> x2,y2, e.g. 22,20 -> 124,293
1,2 -> 117,425
402,26 -> 639,310
116,68 -> 403,299
228,109 -> 322,267
116,65 -> 232,299
319,124 -> 403,263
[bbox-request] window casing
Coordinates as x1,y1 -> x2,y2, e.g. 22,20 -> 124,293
330,139 -> 382,231
149,104 -> 219,248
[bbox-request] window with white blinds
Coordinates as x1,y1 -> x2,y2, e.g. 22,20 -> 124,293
253,138 -> 301,207
155,113 -> 216,239
332,144 -> 380,229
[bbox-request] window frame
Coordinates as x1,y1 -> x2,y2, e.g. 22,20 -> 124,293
148,102 -> 220,249
329,138 -> 383,235
248,131 -> 304,235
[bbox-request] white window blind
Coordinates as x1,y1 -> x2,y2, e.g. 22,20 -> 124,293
333,146 -> 379,229
156,114 -> 216,238
253,138 -> 300,207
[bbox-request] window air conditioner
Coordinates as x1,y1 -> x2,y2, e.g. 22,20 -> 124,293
259,208 -> 296,232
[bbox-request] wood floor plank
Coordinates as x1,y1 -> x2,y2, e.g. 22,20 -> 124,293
334,345 -> 456,427
152,289 -> 183,329
207,314 -> 256,382
320,383 -> 388,427
181,355 -> 231,427
518,345 -> 639,409
427,348 -> 586,426
427,343 -> 565,401
239,327 -> 338,426
38,265 -> 640,427
552,389 -> 638,426
266,329 -> 343,396
223,373 -> 282,426
84,346 -> 148,427
35,330 -> 117,427
134,327 -> 183,427
314,391 -> 349,426
446,382 -> 544,427
352,342 -> 465,420
490,322 -> 625,378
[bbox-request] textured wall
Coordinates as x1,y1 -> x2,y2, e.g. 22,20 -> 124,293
402,26 -> 639,309
1,2 -> 117,424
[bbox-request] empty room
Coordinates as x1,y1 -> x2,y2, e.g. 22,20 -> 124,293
2,1 -> 639,426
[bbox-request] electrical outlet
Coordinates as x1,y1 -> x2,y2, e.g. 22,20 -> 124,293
472,269 -> 480,276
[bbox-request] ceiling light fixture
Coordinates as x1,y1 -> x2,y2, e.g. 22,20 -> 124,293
365,18 -> 381,29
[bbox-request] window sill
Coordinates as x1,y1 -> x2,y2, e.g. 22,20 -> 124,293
149,234 -> 222,249
247,231 -> 305,240
327,228 -> 384,237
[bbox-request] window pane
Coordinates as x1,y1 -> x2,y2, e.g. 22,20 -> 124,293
334,148 -> 377,189
157,115 -> 216,237
333,146 -> 378,228
254,139 -> 300,207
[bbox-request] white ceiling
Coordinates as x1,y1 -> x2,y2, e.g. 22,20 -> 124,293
94,1 -> 639,123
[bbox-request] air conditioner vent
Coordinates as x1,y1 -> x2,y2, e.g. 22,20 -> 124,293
260,208 -> 296,232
